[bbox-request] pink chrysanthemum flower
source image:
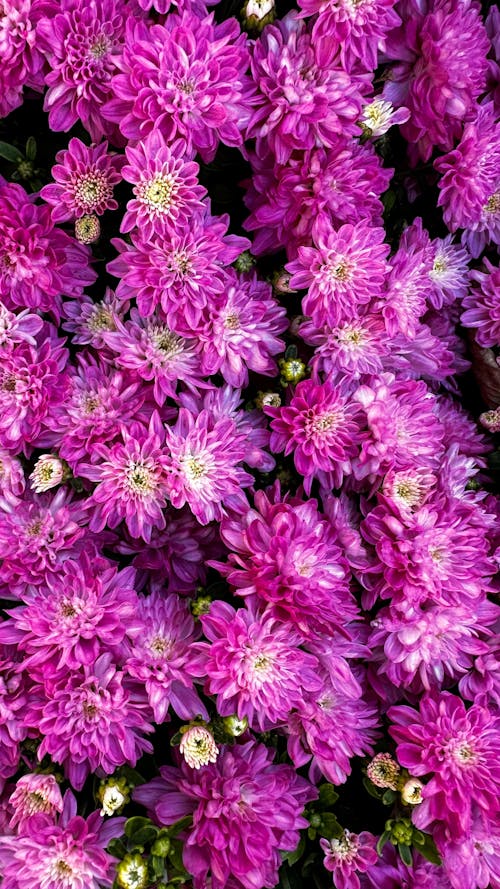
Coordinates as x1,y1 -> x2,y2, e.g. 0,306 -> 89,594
199,270 -> 287,388
0,337 -> 68,455
287,222 -> 389,326
124,591 -> 206,724
48,354 -> 146,471
31,654 -> 153,790
102,309 -> 203,405
0,182 -> 96,316
381,467 -> 436,518
360,496 -> 496,609
134,740 -> 316,889
0,451 -> 25,499
79,414 -> 170,543
36,0 -> 138,141
189,600 -> 321,730
0,1 -> 46,116
0,553 -> 139,677
369,599 -> 497,693
0,302 -> 43,351
362,844 -> 453,889
461,260 -> 500,348
352,374 -> 444,485
108,211 -> 247,326
104,12 -> 252,162
215,485 -> 356,640
435,810 -> 500,889
385,0 -> 490,161
265,378 -> 362,494
0,790 -> 125,889
163,406 -> 253,525
459,634 -> 500,710
427,235 -> 470,310
0,489 -> 88,599
300,312 -> 389,380
244,140 -> 392,258
435,102 -> 500,257
120,131 -> 206,241
389,692 -> 500,839
247,13 -> 366,164
41,139 -> 124,222
62,288 -> 128,349
299,0 -> 399,71
0,653 -> 28,785
360,96 -> 410,137
321,830 -> 377,889
117,505 -> 219,595
8,774 -> 63,830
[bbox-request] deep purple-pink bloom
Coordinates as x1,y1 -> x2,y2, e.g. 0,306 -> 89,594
41,138 -> 124,222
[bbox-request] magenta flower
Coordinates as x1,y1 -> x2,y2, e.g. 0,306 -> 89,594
427,235 -> 470,310
247,13 -> 366,163
0,652 -> 29,786
215,485 -> 357,639
48,353 -> 146,471
300,312 -> 389,380
104,11 -> 252,162
134,740 -> 316,889
389,692 -> 500,839
199,270 -> 287,388
0,489 -> 88,599
108,210 -> 247,326
41,138 -> 124,222
321,830 -> 377,889
436,810 -> 500,889
163,406 -> 253,525
120,131 -> 206,241
124,591 -> 206,724
102,310 -> 203,405
0,0 -> 47,118
385,0 -> 490,161
0,303 -> 43,351
265,378 -> 362,494
8,774 -> 63,830
62,288 -> 129,350
31,654 -> 153,790
0,790 -> 125,889
0,450 -> 25,499
79,414 -> 170,543
287,222 -> 389,326
189,600 -> 321,730
244,140 -> 392,257
298,0 -> 399,71
0,337 -> 68,455
36,0 -> 135,140
435,101 -> 500,257
0,182 -> 96,315
461,260 -> 500,348
0,553 -> 140,677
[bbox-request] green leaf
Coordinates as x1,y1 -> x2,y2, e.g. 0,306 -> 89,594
0,141 -> 23,163
106,838 -> 128,860
168,815 -> 193,838
418,836 -> 442,866
150,855 -> 167,879
398,844 -> 413,867
25,137 -> 37,161
413,830 -> 425,846
121,766 -> 145,787
382,189 -> 396,213
362,776 -> 385,800
377,830 -> 391,856
382,789 -> 397,806
281,835 -> 306,868
124,816 -> 158,846
307,826 -> 317,841
168,839 -> 188,875
317,783 -> 339,810
318,813 -> 343,840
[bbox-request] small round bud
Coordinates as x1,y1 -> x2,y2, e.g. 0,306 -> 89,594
179,725 -> 219,770
272,269 -> 295,293
255,390 -> 281,409
117,853 -> 148,889
222,715 -> 248,737
401,778 -> 424,806
387,818 -> 413,845
241,0 -> 275,31
367,753 -> 400,791
97,776 -> 130,816
191,595 -> 212,618
75,214 -> 100,244
309,813 -> 322,829
234,250 -> 256,273
17,160 -> 35,180
29,454 -> 68,493
151,835 -> 172,857
279,357 -> 306,384
480,407 -> 500,433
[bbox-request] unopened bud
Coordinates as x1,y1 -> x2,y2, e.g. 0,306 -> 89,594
29,455 -> 68,493
401,778 -> 424,806
179,725 -> 219,769
255,391 -> 281,409
241,0 -> 275,31
279,357 -> 306,384
222,715 -> 248,737
117,854 -> 148,889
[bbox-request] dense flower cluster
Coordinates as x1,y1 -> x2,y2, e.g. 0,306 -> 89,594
0,1 -> 499,889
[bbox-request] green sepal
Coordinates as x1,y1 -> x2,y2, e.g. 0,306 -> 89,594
377,830 -> 391,855
398,844 -> 413,867
106,838 -> 128,860
317,783 -> 339,810
25,137 -> 37,161
124,816 -> 158,846
382,789 -> 397,806
150,855 -> 167,879
167,838 -> 188,876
